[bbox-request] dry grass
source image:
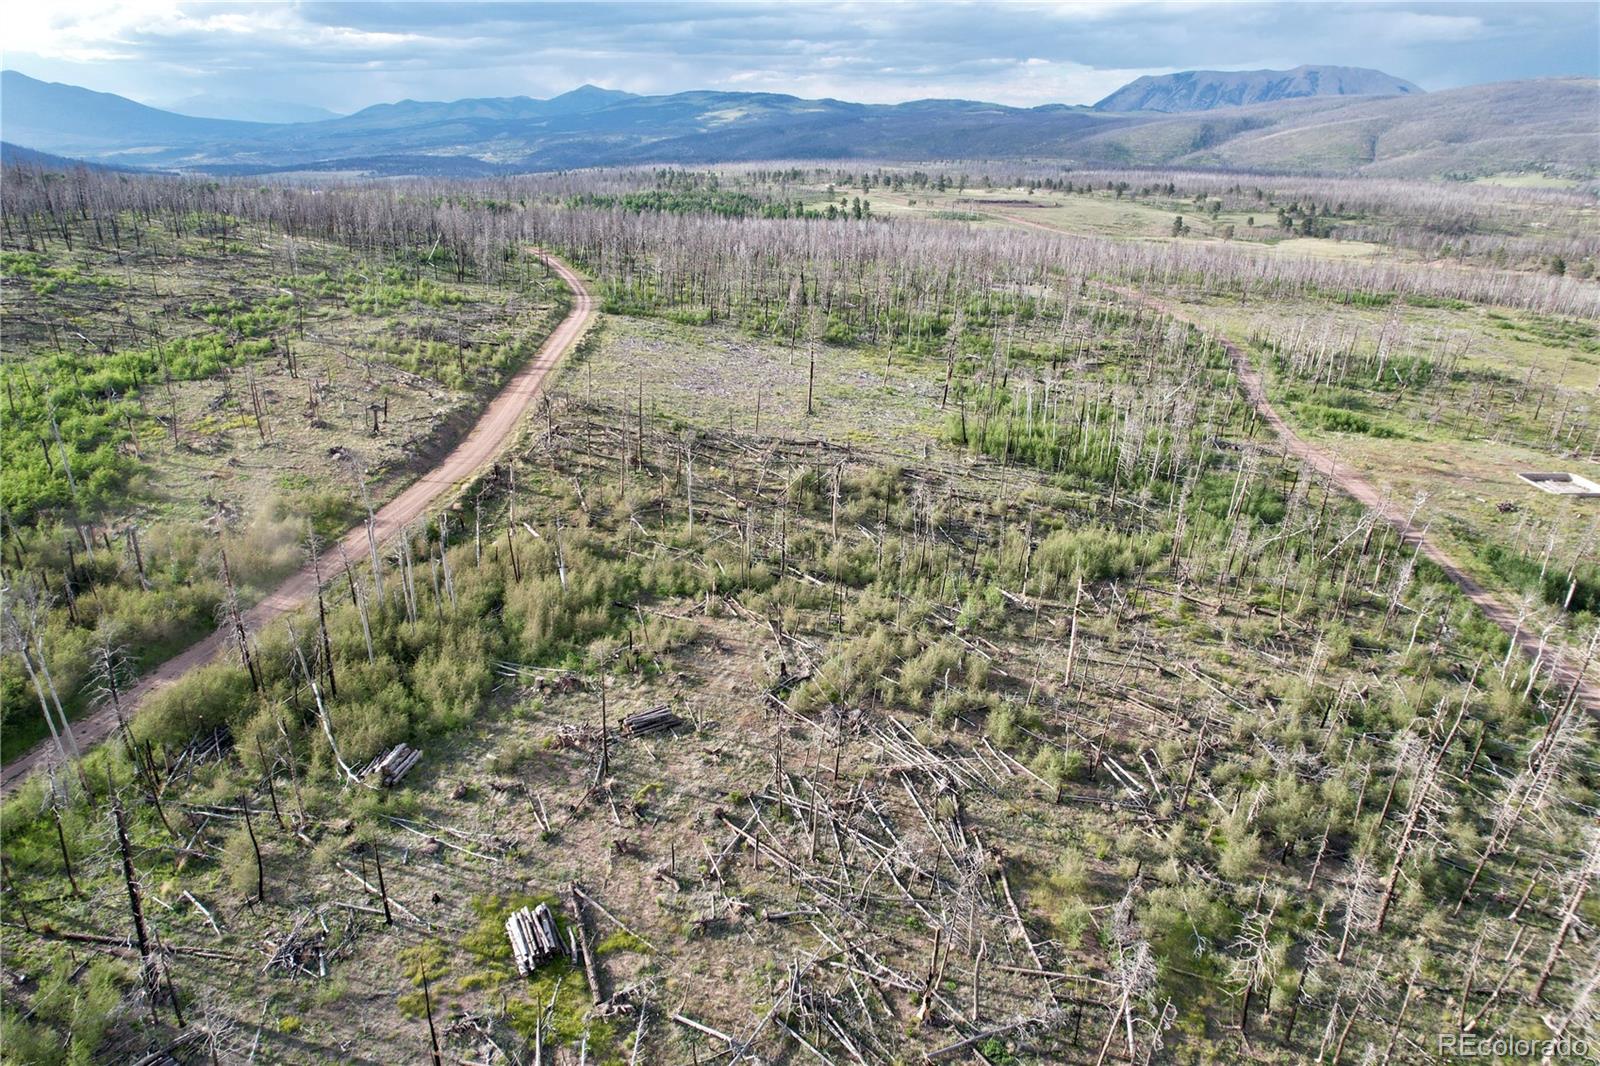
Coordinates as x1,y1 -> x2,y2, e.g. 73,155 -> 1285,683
569,313 -> 951,454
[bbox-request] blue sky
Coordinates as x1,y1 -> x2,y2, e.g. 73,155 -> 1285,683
4,1 -> 1596,119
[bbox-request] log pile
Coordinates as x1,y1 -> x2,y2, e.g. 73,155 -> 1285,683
505,903 -> 565,977
361,744 -> 422,786
622,705 -> 684,737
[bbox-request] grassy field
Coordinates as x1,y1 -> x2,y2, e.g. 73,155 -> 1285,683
817,183 -> 1410,263
1473,172 -> 1586,189
785,172 -> 1596,277
571,314 -> 950,452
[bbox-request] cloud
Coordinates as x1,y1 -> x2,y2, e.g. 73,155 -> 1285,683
3,1 -> 1594,116
1365,11 -> 1485,44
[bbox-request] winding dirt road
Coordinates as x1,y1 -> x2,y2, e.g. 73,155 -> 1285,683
952,197 -> 1596,711
1128,285 -> 1598,713
1,252 -> 596,793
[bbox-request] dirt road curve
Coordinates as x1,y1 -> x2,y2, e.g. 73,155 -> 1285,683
1,252 -> 596,794
970,201 -> 1596,710
1125,285 -> 1600,715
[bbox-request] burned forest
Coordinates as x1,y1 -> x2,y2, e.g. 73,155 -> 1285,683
0,158 -> 1597,1066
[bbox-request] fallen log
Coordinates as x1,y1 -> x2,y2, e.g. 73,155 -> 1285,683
565,884 -> 606,1006
3,922 -> 241,961
924,1014 -> 1052,1062
672,1012 -> 735,1044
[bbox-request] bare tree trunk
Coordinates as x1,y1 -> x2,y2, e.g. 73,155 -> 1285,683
217,544 -> 261,692
309,532 -> 337,698
289,624 -> 359,783
242,793 -> 265,903
53,806 -> 80,897
373,843 -> 393,925
113,800 -> 155,994
421,970 -> 443,1066
1064,578 -> 1082,685
1379,968 -> 1416,1065
13,638 -> 71,770
1533,838 -> 1598,1001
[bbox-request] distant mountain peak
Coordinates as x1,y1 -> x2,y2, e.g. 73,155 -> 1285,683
537,84 -> 636,115
556,84 -> 631,100
1093,64 -> 1423,113
167,94 -> 342,125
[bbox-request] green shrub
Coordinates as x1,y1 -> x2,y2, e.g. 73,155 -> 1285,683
1034,526 -> 1165,591
1218,824 -> 1262,881
1481,544 -> 1600,615
1,956 -> 125,1066
328,694 -> 414,768
897,639 -> 964,702
134,662 -> 254,750
220,821 -> 264,901
412,626 -> 493,731
1056,898 -> 1094,951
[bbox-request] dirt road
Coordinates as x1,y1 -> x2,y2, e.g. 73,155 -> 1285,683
1124,285 -> 1599,715
1,252 -> 596,794
943,197 -> 1596,711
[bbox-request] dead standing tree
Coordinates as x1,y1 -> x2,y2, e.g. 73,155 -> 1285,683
1228,888 -> 1286,1035
286,621 -> 362,785
4,585 -> 87,793
336,450 -> 385,602
305,527 -> 337,698
112,799 -> 157,1000
1095,887 -> 1158,1066
213,528 -> 262,692
1373,731 -> 1451,934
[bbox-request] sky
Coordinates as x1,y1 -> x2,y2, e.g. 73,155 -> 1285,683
3,1 -> 1597,120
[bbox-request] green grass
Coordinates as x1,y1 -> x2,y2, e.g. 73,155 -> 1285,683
1,216 -> 562,765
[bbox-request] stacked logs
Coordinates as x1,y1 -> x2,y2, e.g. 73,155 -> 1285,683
505,903 -> 566,977
622,706 -> 684,737
363,744 -> 422,786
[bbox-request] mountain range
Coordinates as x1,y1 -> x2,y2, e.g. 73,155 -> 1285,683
1093,64 -> 1422,113
2,66 -> 1594,179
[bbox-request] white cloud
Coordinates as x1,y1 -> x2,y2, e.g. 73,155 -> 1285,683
5,1 -> 181,62
1371,11 -> 1485,44
2,0 -> 1592,115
